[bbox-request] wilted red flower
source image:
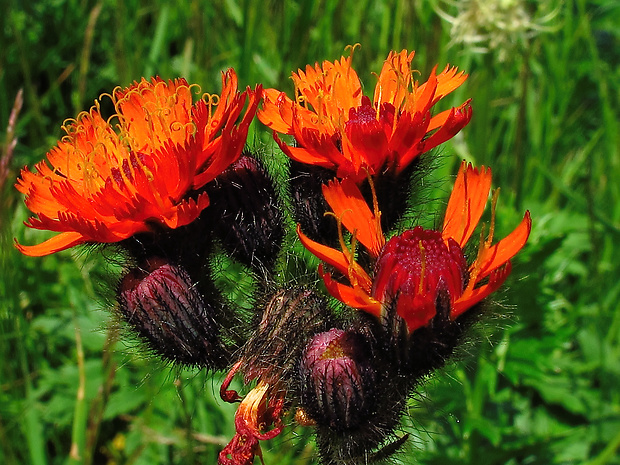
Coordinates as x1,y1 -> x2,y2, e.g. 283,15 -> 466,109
298,161 -> 531,332
15,72 -> 261,256
258,48 -> 472,182
219,363 -> 285,465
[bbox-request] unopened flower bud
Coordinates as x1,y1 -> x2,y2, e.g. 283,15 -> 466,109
299,328 -> 376,431
118,258 -> 225,367
206,153 -> 284,272
241,287 -> 332,383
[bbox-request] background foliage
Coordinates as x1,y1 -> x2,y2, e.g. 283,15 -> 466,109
1,0 -> 619,464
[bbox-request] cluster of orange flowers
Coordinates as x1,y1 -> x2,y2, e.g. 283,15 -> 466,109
16,49 -> 531,465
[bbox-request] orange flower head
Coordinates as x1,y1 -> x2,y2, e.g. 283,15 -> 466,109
15,72 -> 261,256
258,49 -> 472,181
298,161 -> 531,332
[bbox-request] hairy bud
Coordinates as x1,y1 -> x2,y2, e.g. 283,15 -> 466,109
241,287 -> 332,383
206,153 -> 284,272
299,328 -> 376,431
118,258 -> 226,367
289,161 -> 339,247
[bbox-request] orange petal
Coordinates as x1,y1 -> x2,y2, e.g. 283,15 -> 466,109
297,225 -> 373,293
434,65 -> 468,99
321,267 -> 382,317
14,231 -> 86,257
412,65 -> 467,115
452,262 -> 512,319
476,211 -> 532,280
297,225 -> 350,276
328,56 -> 364,113
162,192 -> 211,229
289,56 -> 362,125
114,77 -> 194,152
277,142 -> 337,169
208,69 -> 239,136
235,381 -> 284,441
443,161 -> 492,248
373,50 -> 415,109
412,65 -> 439,115
257,89 -> 295,134
422,102 -> 473,151
322,178 -> 384,257
296,56 -> 362,115
277,128 -> 344,170
427,99 -> 472,133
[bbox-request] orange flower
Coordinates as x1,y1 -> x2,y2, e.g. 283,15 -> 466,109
15,72 -> 261,256
298,161 -> 531,332
258,49 -> 472,181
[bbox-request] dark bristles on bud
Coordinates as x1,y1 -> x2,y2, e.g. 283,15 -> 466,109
304,320 -> 410,465
118,258 -> 227,367
405,298 -> 482,381
289,161 -> 338,247
373,292 -> 470,382
240,287 -> 333,383
363,155 -> 429,233
205,153 -> 284,274
299,328 -> 376,431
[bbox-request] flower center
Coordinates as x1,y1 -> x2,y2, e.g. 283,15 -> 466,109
372,226 -> 467,331
347,96 -> 378,125
343,96 -> 397,175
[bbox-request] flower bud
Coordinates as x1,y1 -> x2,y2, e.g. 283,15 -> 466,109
206,154 -> 284,272
241,287 -> 332,383
299,328 -> 376,431
372,227 -> 474,378
118,258 -> 225,367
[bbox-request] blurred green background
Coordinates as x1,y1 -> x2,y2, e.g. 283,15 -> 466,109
1,0 -> 619,464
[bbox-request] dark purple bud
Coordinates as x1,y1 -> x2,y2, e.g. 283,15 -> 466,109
299,328 -> 376,431
118,258 -> 226,367
206,153 -> 284,273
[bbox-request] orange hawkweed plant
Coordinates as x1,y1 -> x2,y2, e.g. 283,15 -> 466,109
298,161 -> 532,333
14,48 -> 535,465
258,48 -> 472,182
15,71 -> 261,256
